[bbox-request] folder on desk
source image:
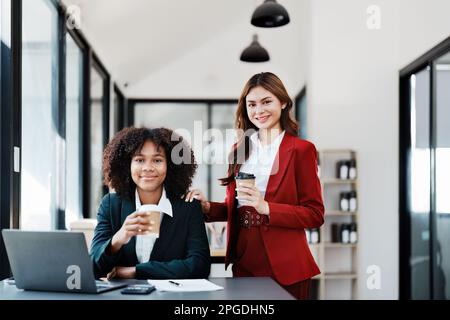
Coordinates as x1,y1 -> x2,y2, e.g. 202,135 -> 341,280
147,279 -> 223,292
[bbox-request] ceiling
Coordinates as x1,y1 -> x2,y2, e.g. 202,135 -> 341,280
61,0 -> 259,92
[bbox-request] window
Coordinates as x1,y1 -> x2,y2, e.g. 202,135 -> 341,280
65,33 -> 83,229
111,86 -> 124,139
20,0 -> 58,230
89,62 -> 108,218
433,51 -> 450,300
0,0 -> 13,280
208,103 -> 236,255
210,103 -> 237,202
408,68 -> 431,299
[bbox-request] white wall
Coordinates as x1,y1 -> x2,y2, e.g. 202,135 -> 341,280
305,0 -> 450,299
399,0 -> 450,68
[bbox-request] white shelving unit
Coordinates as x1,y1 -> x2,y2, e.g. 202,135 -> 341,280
309,149 -> 359,300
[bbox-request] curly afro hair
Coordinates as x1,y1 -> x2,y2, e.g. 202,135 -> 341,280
102,127 -> 197,201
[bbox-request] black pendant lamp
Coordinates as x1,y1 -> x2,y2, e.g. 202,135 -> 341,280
240,34 -> 270,62
251,0 -> 290,28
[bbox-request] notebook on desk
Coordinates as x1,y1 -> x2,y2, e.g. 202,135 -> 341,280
147,279 -> 224,292
2,229 -> 126,294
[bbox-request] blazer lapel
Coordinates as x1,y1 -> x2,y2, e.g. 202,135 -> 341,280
264,133 -> 295,201
120,198 -> 136,224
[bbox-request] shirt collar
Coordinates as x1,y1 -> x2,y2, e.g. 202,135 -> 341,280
135,188 -> 173,217
250,130 -> 286,148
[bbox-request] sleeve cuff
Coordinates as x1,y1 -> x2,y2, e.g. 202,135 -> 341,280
98,238 -> 122,266
135,263 -> 150,279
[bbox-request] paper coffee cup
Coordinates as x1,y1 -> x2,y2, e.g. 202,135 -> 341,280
235,172 -> 256,199
138,204 -> 161,237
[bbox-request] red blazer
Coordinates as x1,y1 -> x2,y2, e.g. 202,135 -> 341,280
206,133 -> 325,285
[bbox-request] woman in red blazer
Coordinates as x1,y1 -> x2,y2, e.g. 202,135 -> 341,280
186,72 -> 324,299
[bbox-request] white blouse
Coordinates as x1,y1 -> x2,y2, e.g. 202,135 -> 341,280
237,130 -> 285,208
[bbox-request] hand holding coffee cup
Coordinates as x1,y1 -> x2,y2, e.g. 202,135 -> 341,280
138,205 -> 161,237
112,211 -> 154,247
235,172 -> 270,215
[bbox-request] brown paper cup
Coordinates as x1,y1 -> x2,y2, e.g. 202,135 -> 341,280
148,211 -> 161,236
236,178 -> 255,198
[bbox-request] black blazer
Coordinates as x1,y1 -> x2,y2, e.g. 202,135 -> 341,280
90,193 -> 211,279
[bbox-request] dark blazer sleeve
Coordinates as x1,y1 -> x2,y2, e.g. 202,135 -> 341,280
267,141 -> 325,229
135,199 -> 211,279
90,194 -> 122,278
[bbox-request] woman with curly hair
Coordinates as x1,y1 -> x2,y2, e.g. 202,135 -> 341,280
90,127 -> 210,279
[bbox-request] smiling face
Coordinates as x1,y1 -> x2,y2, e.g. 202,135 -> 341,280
131,140 -> 167,195
245,86 -> 286,131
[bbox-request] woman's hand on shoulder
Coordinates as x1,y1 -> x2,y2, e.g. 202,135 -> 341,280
184,189 -> 210,214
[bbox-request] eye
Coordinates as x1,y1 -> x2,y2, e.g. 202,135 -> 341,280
248,103 -> 256,108
154,158 -> 163,163
134,158 -> 144,163
263,100 -> 272,104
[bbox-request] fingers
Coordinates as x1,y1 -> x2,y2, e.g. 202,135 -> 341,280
185,189 -> 204,202
106,268 -> 117,280
184,191 -> 193,201
236,185 -> 258,196
125,213 -> 152,226
124,212 -> 138,220
108,267 -> 126,279
182,190 -> 197,200
237,184 -> 257,192
129,211 -> 150,218
134,211 -> 152,219
125,224 -> 152,231
236,191 -> 259,207
125,224 -> 154,233
123,211 -> 159,238
186,190 -> 197,202
236,194 -> 253,202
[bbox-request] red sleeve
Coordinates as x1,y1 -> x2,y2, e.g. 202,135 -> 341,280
267,142 -> 324,229
205,183 -> 233,222
205,201 -> 227,222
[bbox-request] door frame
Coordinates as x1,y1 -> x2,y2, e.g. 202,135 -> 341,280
399,35 -> 450,299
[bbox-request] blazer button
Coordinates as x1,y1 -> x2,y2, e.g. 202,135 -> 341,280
263,225 -> 268,231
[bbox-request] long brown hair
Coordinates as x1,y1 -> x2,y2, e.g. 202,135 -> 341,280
219,72 -> 299,185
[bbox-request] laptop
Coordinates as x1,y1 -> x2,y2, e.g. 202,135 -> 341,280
2,229 -> 127,293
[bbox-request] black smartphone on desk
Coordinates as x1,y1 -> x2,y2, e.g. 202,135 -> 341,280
121,284 -> 156,295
